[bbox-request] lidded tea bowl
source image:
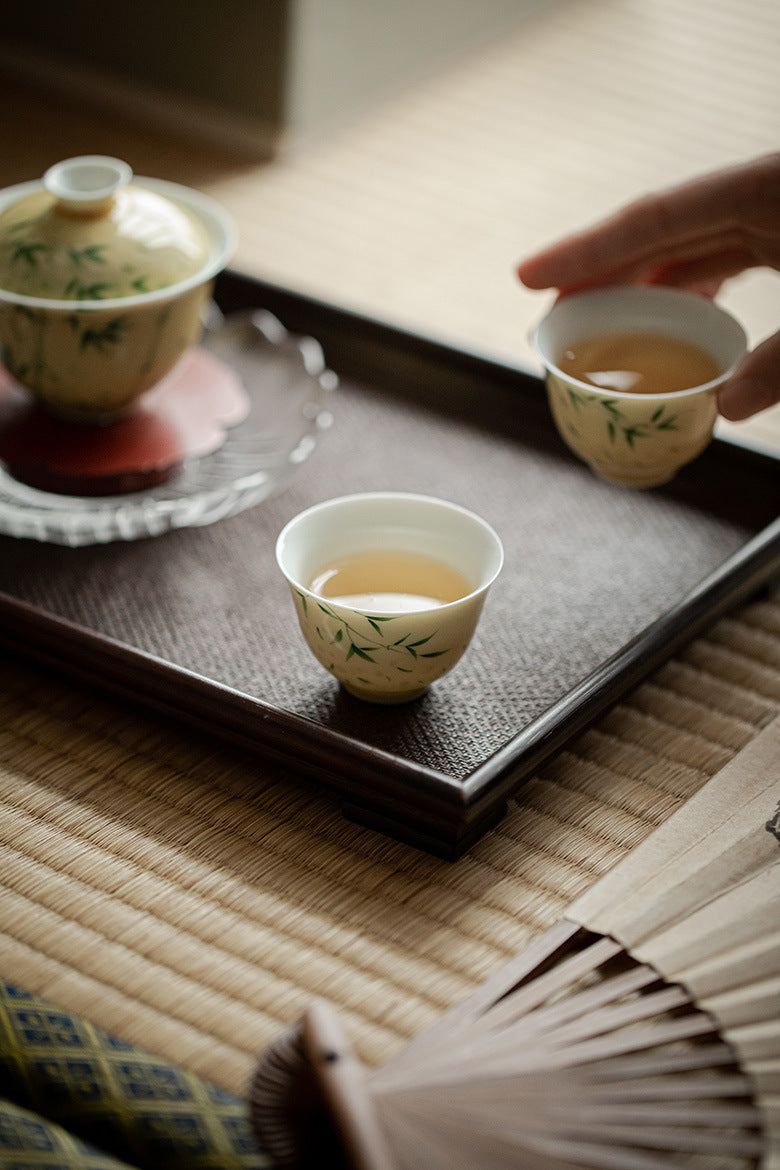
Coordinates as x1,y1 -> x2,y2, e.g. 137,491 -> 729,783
0,156 -> 236,418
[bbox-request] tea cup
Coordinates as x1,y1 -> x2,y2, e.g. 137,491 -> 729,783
530,286 -> 748,487
276,492 -> 503,703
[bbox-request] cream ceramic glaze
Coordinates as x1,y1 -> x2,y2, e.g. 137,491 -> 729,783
0,156 -> 236,417
276,492 -> 503,703
531,287 -> 748,488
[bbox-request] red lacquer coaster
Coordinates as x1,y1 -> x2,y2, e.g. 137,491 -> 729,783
0,349 -> 249,496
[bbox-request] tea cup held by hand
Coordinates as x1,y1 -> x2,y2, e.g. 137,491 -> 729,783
531,286 -> 748,488
276,492 -> 504,703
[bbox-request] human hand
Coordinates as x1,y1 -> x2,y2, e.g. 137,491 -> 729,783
517,153 -> 780,420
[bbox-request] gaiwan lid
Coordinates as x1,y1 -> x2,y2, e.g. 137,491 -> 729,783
0,156 -> 214,302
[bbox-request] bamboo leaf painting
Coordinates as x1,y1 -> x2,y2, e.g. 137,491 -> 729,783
557,385 -> 684,446
68,245 -> 108,266
65,281 -> 116,301
11,242 -> 52,267
347,643 -> 376,663
298,601 -> 452,692
79,317 -> 128,351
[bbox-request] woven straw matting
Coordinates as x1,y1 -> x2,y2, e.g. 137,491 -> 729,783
1,0 -> 780,1107
2,586 -> 780,1097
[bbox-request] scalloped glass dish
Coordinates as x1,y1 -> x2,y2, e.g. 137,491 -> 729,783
0,310 -> 337,545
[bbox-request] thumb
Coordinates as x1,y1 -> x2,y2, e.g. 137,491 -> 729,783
717,330 -> 780,421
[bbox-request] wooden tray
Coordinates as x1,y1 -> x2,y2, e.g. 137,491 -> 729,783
1,271 -> 779,857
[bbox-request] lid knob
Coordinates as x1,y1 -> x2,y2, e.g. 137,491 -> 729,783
43,155 -> 133,215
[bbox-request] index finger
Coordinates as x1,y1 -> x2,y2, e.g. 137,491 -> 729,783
517,156 -> 767,291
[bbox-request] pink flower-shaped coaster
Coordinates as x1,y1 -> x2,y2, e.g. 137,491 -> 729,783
0,348 -> 249,496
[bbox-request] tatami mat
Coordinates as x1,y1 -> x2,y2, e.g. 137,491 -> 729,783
2,589 -> 779,1095
0,0 -> 779,1109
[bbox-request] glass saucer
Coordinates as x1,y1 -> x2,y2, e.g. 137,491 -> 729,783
0,309 -> 337,546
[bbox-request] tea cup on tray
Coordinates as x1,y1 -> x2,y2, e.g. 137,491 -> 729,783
276,492 -> 504,703
530,286 -> 748,488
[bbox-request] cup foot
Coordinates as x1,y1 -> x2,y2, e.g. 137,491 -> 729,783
340,681 -> 429,704
590,464 -> 677,489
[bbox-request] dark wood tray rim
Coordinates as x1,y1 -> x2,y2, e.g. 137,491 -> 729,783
1,270 -> 779,858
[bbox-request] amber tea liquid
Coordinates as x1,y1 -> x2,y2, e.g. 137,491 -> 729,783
558,330 -> 720,394
309,550 -> 471,613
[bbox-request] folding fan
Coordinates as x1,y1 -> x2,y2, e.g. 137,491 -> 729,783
251,714 -> 780,1170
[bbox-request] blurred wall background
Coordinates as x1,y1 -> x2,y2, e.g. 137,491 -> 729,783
1,0 -> 559,152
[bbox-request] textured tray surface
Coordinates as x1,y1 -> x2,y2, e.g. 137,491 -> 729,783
0,304 -> 772,782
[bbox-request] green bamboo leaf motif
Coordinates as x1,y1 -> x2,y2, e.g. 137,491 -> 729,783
68,282 -> 115,301
572,391 -> 682,447
68,245 -> 108,266
347,643 -> 375,662
367,617 -> 397,636
396,666 -> 414,673
302,603 -> 450,670
80,317 -> 128,351
296,590 -> 308,615
11,242 -> 51,267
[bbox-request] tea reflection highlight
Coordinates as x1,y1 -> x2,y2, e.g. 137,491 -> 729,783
558,331 -> 721,396
309,549 -> 471,613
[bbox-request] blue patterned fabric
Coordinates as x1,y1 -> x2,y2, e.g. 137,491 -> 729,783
0,983 -> 269,1169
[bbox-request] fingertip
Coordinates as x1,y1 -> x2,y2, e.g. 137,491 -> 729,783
717,377 -> 778,421
717,386 -> 751,421
516,258 -> 548,289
